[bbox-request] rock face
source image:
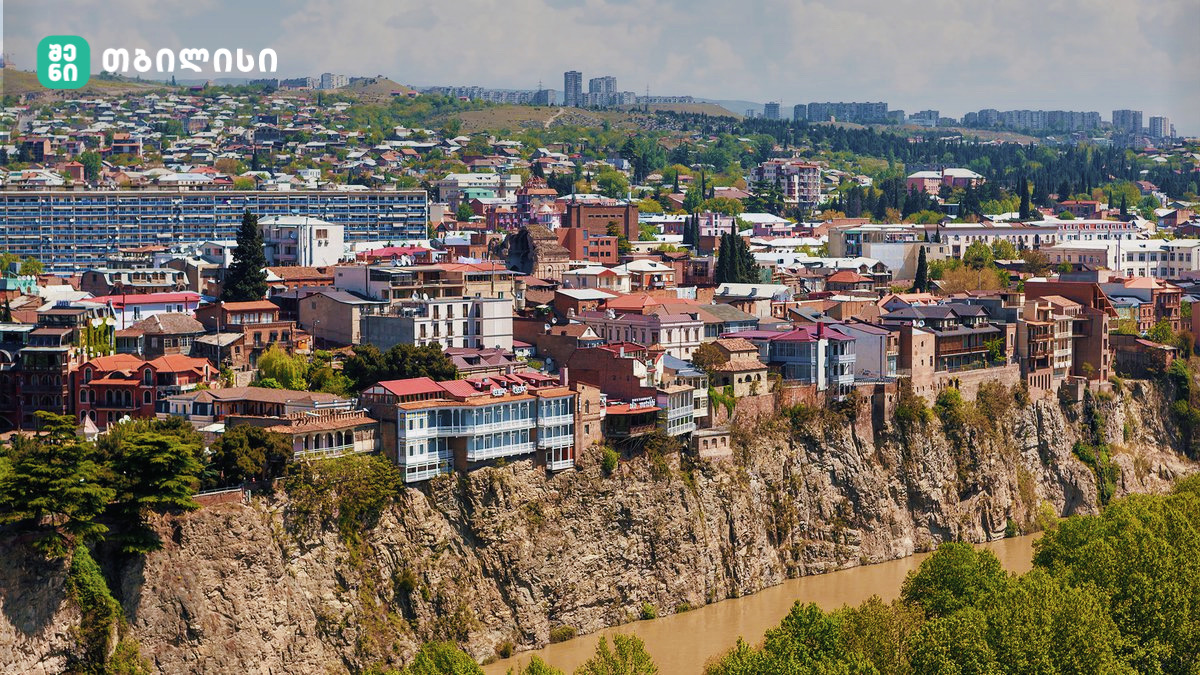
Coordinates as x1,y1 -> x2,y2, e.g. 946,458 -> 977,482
0,383 -> 1193,673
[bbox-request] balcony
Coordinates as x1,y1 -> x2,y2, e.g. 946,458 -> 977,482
538,413 -> 573,427
537,434 -> 574,449
547,457 -> 575,472
467,441 -> 535,462
609,423 -> 657,439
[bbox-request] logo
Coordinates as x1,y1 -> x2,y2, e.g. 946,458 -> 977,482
38,35 -> 91,89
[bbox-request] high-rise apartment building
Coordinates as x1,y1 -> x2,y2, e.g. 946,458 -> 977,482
792,104 -> 807,122
763,102 -> 781,120
1112,109 -> 1143,135
319,73 -> 347,90
0,190 -> 428,273
1149,116 -> 1171,139
563,71 -> 583,107
806,101 -> 889,123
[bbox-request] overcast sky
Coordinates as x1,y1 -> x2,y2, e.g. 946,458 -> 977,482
6,0 -> 1198,133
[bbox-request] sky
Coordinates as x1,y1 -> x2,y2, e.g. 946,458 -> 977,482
4,0 -> 1198,133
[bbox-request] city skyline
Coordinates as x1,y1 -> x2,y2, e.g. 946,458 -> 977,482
4,0 -> 1197,133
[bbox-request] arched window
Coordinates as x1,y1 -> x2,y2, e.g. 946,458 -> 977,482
143,368 -> 153,385
142,391 -> 152,405
83,368 -> 93,383
80,389 -> 88,404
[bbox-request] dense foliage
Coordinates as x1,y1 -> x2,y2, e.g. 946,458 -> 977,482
343,342 -> 459,392
705,477 -> 1200,674
221,209 -> 269,302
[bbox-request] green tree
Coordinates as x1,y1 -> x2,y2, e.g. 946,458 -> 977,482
901,542 -> 1007,619
689,341 -> 725,376
682,185 -> 704,214
1021,249 -> 1051,276
912,245 -> 929,293
220,209 -> 269,302
0,412 -> 113,557
206,425 -> 292,488
343,343 -> 458,392
701,197 -> 744,217
714,233 -> 759,285
908,606 -> 996,674
104,420 -> 204,552
1018,176 -> 1033,219
19,257 -> 44,276
596,170 -> 630,199
991,238 -> 1017,260
607,221 -> 632,255
254,344 -> 309,390
400,641 -> 484,675
1148,319 -> 1174,344
78,151 -> 102,181
455,202 -> 475,222
962,240 -> 994,270
575,635 -> 657,675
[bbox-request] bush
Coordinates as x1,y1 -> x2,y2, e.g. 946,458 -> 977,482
549,626 -> 576,643
640,602 -> 657,620
601,447 -> 619,476
894,380 -> 932,430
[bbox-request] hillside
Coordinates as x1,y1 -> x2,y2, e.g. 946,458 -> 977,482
337,76 -> 417,102
0,379 -> 1192,672
1,68 -> 173,98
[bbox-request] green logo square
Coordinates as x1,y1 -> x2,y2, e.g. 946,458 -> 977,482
37,36 -> 90,89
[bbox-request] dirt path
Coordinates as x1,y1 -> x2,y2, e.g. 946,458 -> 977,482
543,107 -> 565,129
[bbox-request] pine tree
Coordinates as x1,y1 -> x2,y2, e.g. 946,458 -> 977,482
0,412 -> 114,557
912,246 -> 929,293
221,209 -> 268,302
1019,177 -> 1032,219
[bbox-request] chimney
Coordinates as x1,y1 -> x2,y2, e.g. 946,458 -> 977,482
619,345 -> 625,358
559,367 -> 569,388
817,321 -> 825,339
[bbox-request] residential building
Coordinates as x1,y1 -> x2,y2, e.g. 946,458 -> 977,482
228,409 -> 381,460
837,321 -> 898,379
0,190 -> 429,273
564,71 -> 583,107
707,338 -> 770,398
1057,200 -> 1104,220
1149,116 -> 1171,139
805,102 -> 889,123
1016,295 -> 1083,392
359,296 -> 513,351
435,173 -> 521,206
578,309 -> 703,359
380,373 -> 577,482
1117,239 -> 1200,279
85,292 -> 203,330
733,324 -> 856,395
755,159 -> 821,206
334,263 -> 516,303
882,304 -> 1008,373
76,354 -> 217,429
561,266 -> 632,294
905,168 -> 984,195
114,313 -> 206,358
1024,276 -> 1116,382
561,201 -> 640,244
194,301 -> 305,366
259,215 -> 345,267
297,288 -> 388,346
158,386 -> 354,427
80,268 -> 189,297
763,102 -> 781,120
1112,109 -> 1143,135
1098,275 -> 1182,333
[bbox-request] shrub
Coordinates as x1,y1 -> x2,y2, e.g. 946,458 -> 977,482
640,602 -> 657,620
549,626 -> 576,643
894,380 -> 932,430
675,601 -> 692,613
601,447 -> 619,476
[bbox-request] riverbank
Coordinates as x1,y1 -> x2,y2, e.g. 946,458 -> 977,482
483,535 -> 1038,674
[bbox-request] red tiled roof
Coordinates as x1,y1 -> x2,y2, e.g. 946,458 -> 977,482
87,292 -> 202,307
373,376 -> 442,398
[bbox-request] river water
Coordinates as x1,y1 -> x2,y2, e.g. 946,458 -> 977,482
484,535 -> 1038,674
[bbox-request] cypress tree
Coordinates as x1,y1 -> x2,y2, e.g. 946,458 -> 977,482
1019,177 -> 1032,219
221,209 -> 269,302
1120,194 -> 1128,218
912,246 -> 928,293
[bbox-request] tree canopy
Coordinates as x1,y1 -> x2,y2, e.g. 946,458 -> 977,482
714,232 -> 759,285
343,343 -> 458,392
221,209 -> 269,302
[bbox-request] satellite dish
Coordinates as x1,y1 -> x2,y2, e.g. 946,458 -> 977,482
90,318 -> 103,327
104,317 -> 116,326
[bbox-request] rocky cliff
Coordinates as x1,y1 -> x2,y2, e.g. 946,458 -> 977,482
1,381 -> 1193,674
